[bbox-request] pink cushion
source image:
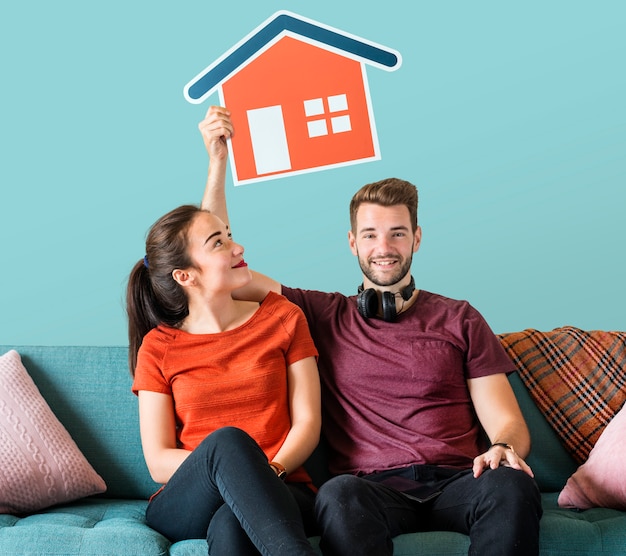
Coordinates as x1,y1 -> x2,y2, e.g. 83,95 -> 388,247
0,350 -> 106,514
558,401 -> 626,510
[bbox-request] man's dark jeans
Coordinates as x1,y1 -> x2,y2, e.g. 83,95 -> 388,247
315,464 -> 542,556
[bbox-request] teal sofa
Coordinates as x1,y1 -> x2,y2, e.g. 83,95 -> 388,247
1,343 -> 625,555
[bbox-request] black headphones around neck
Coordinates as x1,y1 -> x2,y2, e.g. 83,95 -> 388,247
356,276 -> 416,322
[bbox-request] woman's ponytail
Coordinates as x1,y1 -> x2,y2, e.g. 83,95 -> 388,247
126,205 -> 205,375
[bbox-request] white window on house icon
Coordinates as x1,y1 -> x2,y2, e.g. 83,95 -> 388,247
304,94 -> 352,138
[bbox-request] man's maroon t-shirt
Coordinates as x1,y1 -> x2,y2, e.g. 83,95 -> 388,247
282,287 -> 513,476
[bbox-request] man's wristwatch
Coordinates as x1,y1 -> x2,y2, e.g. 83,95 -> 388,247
491,442 -> 514,452
269,461 -> 287,480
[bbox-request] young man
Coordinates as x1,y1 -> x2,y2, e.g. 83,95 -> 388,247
199,106 -> 542,556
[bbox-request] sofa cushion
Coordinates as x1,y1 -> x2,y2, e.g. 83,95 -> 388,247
0,350 -> 106,514
143,496 -> 626,556
539,493 -> 626,556
0,498 -> 169,556
498,327 -> 626,464
558,401 -> 626,510
0,345 -> 160,500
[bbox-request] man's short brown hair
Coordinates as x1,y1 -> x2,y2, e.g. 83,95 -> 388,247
349,178 -> 418,233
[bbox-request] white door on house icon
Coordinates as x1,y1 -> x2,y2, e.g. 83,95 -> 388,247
247,105 -> 292,175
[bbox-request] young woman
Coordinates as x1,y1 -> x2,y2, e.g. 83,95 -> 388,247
126,118 -> 321,556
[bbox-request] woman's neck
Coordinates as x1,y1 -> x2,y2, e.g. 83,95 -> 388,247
181,297 -> 259,334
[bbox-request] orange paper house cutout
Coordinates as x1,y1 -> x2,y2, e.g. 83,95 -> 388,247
184,11 -> 402,185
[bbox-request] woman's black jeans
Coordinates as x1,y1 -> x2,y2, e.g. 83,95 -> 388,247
145,427 -> 317,556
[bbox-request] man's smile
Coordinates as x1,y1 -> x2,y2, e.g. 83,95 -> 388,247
370,258 -> 400,268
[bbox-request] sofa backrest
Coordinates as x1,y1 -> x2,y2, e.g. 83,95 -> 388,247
2,344 -> 580,499
0,345 -> 159,500
508,372 -> 578,491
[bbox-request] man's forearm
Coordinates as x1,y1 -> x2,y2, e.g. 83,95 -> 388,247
489,422 -> 531,459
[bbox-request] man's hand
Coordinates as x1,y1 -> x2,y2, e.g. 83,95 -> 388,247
198,105 -> 233,162
472,444 -> 534,478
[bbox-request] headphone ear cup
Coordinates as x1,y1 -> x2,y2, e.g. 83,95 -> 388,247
401,276 -> 416,301
381,291 -> 397,322
357,288 -> 379,319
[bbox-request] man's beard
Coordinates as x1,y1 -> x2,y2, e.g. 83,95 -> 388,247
357,251 -> 413,287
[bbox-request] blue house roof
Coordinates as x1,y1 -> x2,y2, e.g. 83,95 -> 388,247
184,10 -> 402,104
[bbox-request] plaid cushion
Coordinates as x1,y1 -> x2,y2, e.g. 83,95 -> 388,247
498,327 -> 626,464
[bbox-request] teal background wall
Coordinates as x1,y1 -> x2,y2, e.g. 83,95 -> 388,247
1,1 -> 624,346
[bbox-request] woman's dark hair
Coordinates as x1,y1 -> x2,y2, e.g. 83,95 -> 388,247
126,205 -> 206,375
